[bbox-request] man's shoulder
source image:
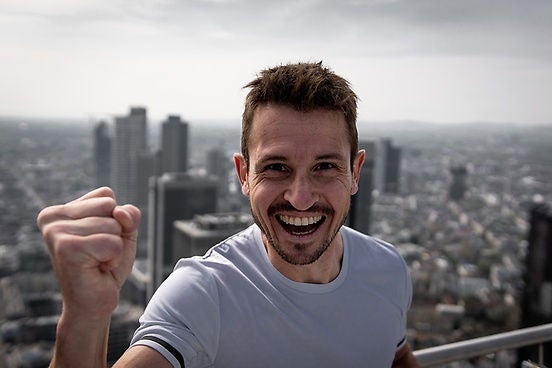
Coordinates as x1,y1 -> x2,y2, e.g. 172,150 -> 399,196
342,226 -> 398,252
341,226 -> 407,267
171,224 -> 261,283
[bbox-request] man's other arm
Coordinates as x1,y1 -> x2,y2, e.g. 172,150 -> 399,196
392,343 -> 419,368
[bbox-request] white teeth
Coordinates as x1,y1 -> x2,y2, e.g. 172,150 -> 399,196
279,215 -> 322,226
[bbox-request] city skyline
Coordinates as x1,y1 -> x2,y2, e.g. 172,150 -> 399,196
1,116 -> 550,366
1,0 -> 552,126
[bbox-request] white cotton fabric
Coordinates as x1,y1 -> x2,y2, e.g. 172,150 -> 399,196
130,224 -> 412,368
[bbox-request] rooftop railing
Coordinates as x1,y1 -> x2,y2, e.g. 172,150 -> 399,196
413,323 -> 552,367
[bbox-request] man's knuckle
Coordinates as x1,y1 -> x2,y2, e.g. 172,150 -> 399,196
98,197 -> 117,213
52,233 -> 79,259
55,232 -> 76,248
37,205 -> 64,227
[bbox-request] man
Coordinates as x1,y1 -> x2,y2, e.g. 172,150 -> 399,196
37,62 -> 418,367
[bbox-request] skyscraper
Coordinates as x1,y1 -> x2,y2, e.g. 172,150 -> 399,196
135,152 -> 156,258
207,147 -> 229,185
348,141 -> 375,234
93,121 -> 111,187
374,138 -> 401,194
160,115 -> 188,174
449,165 -> 468,201
147,172 -> 218,299
111,107 -> 147,205
519,203 -> 552,365
385,144 -> 401,193
207,147 -> 232,209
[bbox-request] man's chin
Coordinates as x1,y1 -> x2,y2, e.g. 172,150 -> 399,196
269,237 -> 330,266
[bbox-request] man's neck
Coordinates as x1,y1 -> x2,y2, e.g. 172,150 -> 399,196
263,232 -> 344,284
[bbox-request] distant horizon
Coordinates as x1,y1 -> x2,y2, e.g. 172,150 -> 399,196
1,113 -> 550,129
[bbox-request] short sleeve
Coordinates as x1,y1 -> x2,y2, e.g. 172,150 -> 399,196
397,254 -> 413,350
130,259 -> 220,368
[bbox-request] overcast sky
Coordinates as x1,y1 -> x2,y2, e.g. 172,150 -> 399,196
1,0 -> 551,125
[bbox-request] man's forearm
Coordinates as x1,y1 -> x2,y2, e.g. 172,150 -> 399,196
392,343 -> 419,368
50,312 -> 111,368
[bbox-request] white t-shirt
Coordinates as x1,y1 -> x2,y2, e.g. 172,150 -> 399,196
130,225 -> 412,368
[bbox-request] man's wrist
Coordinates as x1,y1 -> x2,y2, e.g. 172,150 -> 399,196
50,312 -> 111,368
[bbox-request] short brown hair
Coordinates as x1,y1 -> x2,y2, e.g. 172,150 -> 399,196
241,62 -> 359,168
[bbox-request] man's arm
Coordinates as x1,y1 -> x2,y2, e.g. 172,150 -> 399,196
38,187 -> 144,367
49,313 -> 111,368
114,346 -> 173,368
392,343 -> 419,368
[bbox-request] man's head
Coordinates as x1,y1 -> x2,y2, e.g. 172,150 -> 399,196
234,62 -> 365,275
241,62 -> 359,169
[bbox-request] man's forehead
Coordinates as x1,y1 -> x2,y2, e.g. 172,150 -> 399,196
250,132 -> 349,165
250,105 -> 346,135
246,104 -> 352,158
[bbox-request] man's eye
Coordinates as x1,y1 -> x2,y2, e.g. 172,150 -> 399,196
316,162 -> 336,170
266,163 -> 287,172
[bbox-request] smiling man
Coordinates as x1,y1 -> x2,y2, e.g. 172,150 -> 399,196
37,62 -> 418,367
237,104 -> 362,283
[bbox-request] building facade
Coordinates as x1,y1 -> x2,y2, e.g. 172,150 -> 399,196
173,212 -> 252,259
111,107 -> 148,205
348,141 -> 375,234
160,115 -> 188,174
519,203 -> 552,365
147,173 -> 218,299
93,121 -> 111,187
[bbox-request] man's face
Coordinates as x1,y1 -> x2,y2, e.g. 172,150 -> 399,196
234,104 -> 364,267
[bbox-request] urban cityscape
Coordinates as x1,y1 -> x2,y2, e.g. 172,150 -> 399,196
0,108 -> 551,367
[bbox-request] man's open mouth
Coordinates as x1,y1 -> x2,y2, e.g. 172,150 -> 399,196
276,215 -> 325,236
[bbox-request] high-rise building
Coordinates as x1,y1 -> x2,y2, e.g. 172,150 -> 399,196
374,138 -> 401,194
136,152 -> 156,258
147,173 -> 218,299
449,165 -> 468,201
207,147 -> 228,183
160,115 -> 188,174
207,147 -> 232,206
348,141 -> 375,234
93,121 -> 111,187
518,203 -> 552,365
173,212 -> 252,259
111,107 -> 148,205
385,144 -> 401,193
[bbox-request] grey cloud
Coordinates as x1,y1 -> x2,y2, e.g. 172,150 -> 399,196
158,0 -> 552,60
3,0 -> 551,59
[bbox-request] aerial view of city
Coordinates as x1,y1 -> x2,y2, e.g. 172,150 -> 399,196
0,111 -> 550,367
2,1 -> 552,367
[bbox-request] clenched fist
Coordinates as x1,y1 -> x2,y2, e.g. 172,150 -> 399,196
37,187 -> 141,322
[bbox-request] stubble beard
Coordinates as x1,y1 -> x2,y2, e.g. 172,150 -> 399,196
251,203 -> 349,266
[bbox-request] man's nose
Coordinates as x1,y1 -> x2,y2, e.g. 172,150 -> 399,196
283,174 -> 319,211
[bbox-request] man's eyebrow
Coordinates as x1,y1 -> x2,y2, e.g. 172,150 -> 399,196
315,153 -> 347,161
255,153 -> 347,166
255,155 -> 288,167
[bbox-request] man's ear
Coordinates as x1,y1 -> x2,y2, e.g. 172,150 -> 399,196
351,149 -> 365,195
233,153 -> 250,196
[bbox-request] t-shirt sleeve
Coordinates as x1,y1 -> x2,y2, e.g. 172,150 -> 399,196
130,259 -> 220,368
397,254 -> 413,351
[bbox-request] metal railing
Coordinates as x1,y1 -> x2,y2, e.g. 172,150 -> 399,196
414,323 -> 552,367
